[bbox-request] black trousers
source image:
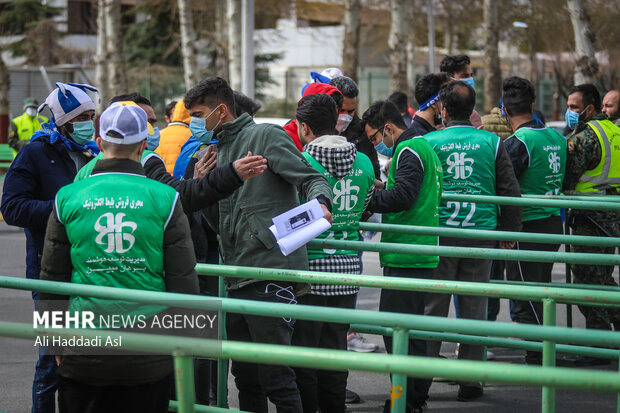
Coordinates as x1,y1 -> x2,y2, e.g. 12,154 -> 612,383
227,281 -> 303,413
57,373 -> 173,413
291,293 -> 356,413
506,216 -> 563,325
380,266 -> 432,410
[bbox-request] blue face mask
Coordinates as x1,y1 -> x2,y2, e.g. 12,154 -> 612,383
565,108 -> 580,130
147,126 -> 160,151
190,106 -> 221,144
461,77 -> 475,89
374,129 -> 394,157
69,120 -> 95,145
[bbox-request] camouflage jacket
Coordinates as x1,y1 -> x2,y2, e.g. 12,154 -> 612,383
562,114 -> 607,192
564,114 -> 620,222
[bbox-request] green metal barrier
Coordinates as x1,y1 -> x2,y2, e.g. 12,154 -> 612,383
307,238 -> 620,265
194,263 -> 620,413
3,270 -> 620,413
349,324 -> 620,359
522,194 -> 620,202
441,193 -> 620,211
191,264 -> 620,307
3,321 -> 620,408
2,194 -> 620,412
357,221 -> 620,247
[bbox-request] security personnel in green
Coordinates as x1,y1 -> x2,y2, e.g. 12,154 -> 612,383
39,102 -> 199,411
503,77 -> 565,364
8,98 -> 48,157
363,99 -> 442,412
291,93 -> 375,413
563,84 -> 620,347
423,81 -> 521,400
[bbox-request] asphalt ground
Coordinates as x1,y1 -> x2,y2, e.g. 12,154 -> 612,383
0,221 -> 618,412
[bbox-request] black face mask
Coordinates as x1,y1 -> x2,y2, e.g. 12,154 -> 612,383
432,104 -> 442,126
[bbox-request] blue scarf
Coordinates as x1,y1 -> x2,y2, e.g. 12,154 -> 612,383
31,122 -> 100,156
173,137 -> 202,180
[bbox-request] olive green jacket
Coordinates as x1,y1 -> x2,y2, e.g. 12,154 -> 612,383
202,114 -> 332,290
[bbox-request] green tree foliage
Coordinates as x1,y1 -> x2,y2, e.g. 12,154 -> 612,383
0,0 -> 64,64
123,0 -> 181,67
255,52 -> 283,101
0,0 -> 61,35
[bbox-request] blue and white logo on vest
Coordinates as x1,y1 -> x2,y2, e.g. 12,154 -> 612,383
548,152 -> 561,173
95,212 -> 137,253
333,179 -> 360,211
446,152 -> 474,179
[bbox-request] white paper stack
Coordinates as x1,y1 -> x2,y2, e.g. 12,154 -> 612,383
269,199 -> 331,256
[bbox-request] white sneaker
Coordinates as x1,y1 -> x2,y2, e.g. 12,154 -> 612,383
455,343 -> 495,360
347,333 -> 378,353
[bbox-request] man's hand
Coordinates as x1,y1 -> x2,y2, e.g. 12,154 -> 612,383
499,241 -> 516,249
234,151 -> 268,181
321,203 -> 333,224
193,146 -> 217,179
374,178 -> 385,189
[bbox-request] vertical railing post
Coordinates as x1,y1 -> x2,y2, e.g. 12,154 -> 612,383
217,276 -> 229,408
391,328 -> 408,413
617,348 -> 620,413
541,298 -> 557,413
564,211 -> 573,327
174,352 -> 196,413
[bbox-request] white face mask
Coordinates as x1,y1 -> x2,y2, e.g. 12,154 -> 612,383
335,114 -> 353,132
26,107 -> 37,117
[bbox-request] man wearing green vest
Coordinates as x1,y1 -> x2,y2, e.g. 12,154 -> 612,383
423,81 -> 521,400
563,84 -> 620,362
502,77 -> 566,364
290,93 -> 374,413
8,98 -> 48,157
39,102 -> 200,412
363,100 -> 443,413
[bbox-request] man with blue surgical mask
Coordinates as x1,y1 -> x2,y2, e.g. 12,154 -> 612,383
439,54 -> 482,128
562,84 -> 620,357
565,84 -> 600,132
362,100 -> 443,413
1,82 -> 100,413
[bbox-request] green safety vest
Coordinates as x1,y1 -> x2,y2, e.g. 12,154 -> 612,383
56,171 -> 179,319
425,126 -> 499,229
302,151 -> 375,260
11,113 -> 48,156
380,136 -> 443,268
510,127 -> 566,221
74,150 -> 158,182
575,120 -> 620,194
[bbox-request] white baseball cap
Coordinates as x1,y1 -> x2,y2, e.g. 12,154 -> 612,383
99,102 -> 148,145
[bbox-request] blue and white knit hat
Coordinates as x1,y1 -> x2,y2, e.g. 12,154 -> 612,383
38,82 -> 99,126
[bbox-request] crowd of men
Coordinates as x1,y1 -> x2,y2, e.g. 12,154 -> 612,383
2,53 -> 620,413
